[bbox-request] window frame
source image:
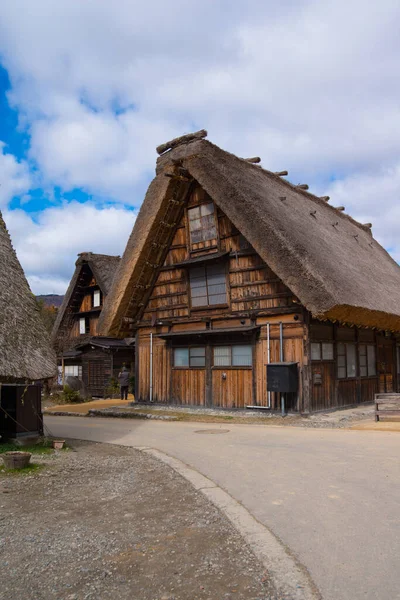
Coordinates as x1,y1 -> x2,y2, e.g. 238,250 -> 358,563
173,346 -> 206,369
310,341 -> 334,362
337,342 -> 357,380
93,289 -> 101,308
79,316 -> 89,335
189,261 -> 228,310
187,202 -> 218,249
64,365 -> 83,379
358,343 -> 377,377
212,344 -> 253,369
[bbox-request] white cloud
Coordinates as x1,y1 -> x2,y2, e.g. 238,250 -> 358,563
1,0 -> 400,291
0,142 -> 31,207
4,202 -> 136,294
1,0 -> 400,187
323,164 -> 400,262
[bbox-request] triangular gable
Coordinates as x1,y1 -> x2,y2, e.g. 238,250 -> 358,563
99,135 -> 400,336
51,252 -> 120,350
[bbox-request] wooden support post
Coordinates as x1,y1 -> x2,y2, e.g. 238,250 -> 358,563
301,311 -> 312,413
135,331 -> 140,403
205,343 -> 213,407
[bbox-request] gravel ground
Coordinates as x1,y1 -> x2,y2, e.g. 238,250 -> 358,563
0,441 -> 279,600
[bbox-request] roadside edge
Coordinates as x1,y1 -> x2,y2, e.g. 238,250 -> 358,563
137,447 -> 321,600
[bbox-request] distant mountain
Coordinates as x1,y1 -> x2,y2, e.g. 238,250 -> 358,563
36,294 -> 64,308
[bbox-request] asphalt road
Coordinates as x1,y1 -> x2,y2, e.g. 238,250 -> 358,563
45,416 -> 400,600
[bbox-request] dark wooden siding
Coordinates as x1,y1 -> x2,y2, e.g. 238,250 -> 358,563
81,348 -> 112,397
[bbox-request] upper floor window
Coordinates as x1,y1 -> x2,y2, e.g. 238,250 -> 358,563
188,203 -> 217,245
189,262 -> 227,308
93,289 -> 101,308
79,317 -> 89,335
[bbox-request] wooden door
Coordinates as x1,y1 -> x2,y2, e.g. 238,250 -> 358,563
311,363 -> 335,411
377,340 -> 394,393
212,369 -> 253,408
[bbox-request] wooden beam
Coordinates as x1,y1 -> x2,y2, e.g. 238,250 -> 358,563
296,184 -> 309,190
275,170 -> 288,176
243,157 -> 261,163
156,129 -> 207,155
363,223 -> 372,228
335,206 -> 345,211
320,196 -> 330,202
231,291 -> 293,304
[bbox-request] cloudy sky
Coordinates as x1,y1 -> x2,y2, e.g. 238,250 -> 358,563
1,0 -> 400,294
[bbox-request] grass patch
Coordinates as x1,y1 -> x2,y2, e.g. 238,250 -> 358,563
0,437 -> 68,455
0,463 -> 43,476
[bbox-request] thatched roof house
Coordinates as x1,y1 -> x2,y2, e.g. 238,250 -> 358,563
52,252 -> 120,353
98,133 -> 400,336
0,211 -> 56,382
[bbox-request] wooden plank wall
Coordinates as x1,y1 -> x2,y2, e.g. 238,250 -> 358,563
309,322 -> 392,411
141,186 -> 297,324
212,370 -> 252,408
136,185 -> 305,409
81,348 -> 112,397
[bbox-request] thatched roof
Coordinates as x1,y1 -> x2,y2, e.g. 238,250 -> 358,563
0,211 -> 56,381
51,252 -> 120,350
98,134 -> 400,335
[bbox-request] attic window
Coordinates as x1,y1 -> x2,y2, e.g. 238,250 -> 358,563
188,203 -> 217,245
79,317 -> 89,335
93,289 -> 101,308
79,317 -> 86,335
189,263 -> 227,307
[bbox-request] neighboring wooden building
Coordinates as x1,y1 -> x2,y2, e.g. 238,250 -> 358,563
98,131 -> 400,412
74,337 -> 135,398
0,211 -> 56,437
51,252 -> 134,397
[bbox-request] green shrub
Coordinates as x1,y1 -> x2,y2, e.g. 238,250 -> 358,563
105,376 -> 119,399
63,385 -> 83,403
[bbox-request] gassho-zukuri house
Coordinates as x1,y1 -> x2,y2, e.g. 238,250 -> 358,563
51,252 -> 135,398
97,130 -> 400,413
0,211 -> 56,437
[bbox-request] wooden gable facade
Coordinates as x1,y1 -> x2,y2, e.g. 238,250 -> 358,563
135,184 -> 306,410
68,264 -> 104,341
51,253 -> 136,398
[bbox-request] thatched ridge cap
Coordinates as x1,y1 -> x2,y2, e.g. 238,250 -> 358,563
166,137 -> 372,235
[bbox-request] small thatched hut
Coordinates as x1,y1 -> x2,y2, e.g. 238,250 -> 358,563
98,131 -> 400,413
0,211 -> 56,437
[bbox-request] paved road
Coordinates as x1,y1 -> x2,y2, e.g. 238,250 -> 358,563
46,416 -> 400,600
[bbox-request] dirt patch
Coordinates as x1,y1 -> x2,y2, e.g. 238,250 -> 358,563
44,400 -> 378,429
0,441 -> 278,600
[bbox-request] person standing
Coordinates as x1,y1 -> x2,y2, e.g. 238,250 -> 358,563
118,365 -> 130,400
